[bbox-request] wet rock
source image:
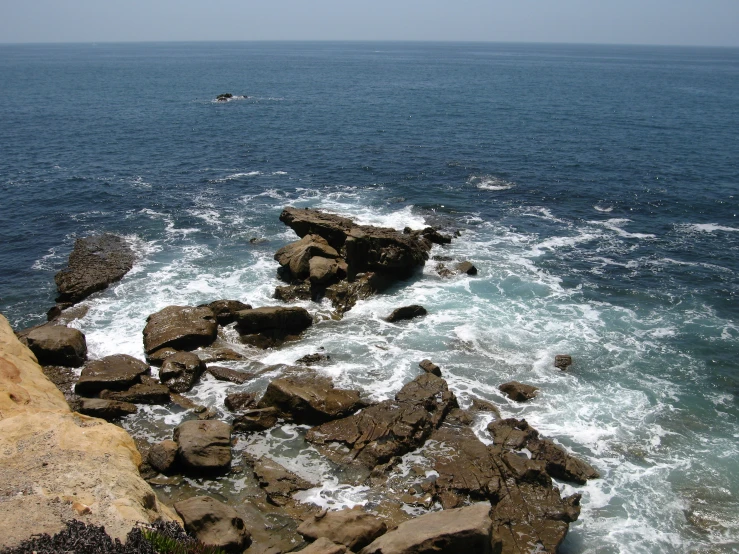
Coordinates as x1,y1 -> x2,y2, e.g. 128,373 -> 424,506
145,347 -> 178,366
298,508 -> 388,551
554,354 -> 573,370
147,439 -> 178,474
75,354 -> 150,396
274,282 -> 313,303
324,272 -> 394,316
54,234 -> 135,304
143,306 -> 217,355
296,352 -> 330,366
200,299 -> 252,325
216,93 -> 234,101
174,495 -> 252,553
310,256 -> 341,285
159,351 -> 206,393
100,380 -> 171,405
385,305 -> 427,323
233,407 -> 279,432
174,420 -> 232,475
257,371 -> 363,424
418,359 -> 441,377
498,381 -> 539,402
196,346 -> 246,363
225,391 -> 258,412
208,365 -> 252,384
421,227 -> 452,245
275,234 -> 341,281
455,261 -> 478,275
252,456 -> 315,507
298,537 -> 349,554
359,502 -> 493,554
23,325 -> 87,367
236,306 -> 312,335
77,397 -> 137,420
470,397 -> 501,418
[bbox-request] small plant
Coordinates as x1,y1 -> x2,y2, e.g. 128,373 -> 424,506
141,528 -> 226,554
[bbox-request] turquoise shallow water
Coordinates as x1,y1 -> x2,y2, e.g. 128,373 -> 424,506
0,42 -> 738,552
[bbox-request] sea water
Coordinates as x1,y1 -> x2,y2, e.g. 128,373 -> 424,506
1,42 -> 738,553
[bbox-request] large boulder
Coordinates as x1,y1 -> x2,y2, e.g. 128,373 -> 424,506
359,503 -> 493,554
174,496 -> 251,553
54,234 -> 135,304
385,305 -> 427,323
174,419 -> 232,475
75,354 -> 150,396
23,325 -> 87,367
77,397 -> 137,420
143,306 -> 217,355
159,351 -> 206,393
298,508 -> 387,551
235,306 -> 313,337
498,381 -> 539,402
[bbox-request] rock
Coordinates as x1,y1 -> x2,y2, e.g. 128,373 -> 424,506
298,537 -> 349,554
174,495 -> 251,553
298,508 -> 387,551
197,346 -> 246,363
359,503 -> 493,554
296,352 -> 330,366
78,397 -> 137,420
323,272 -> 394,316
274,282 -> 313,303
225,391 -> 258,412
257,371 -> 364,424
235,306 -> 313,337
487,418 -> 539,450
159,351 -> 206,393
310,256 -> 341,285
275,234 -> 340,281
46,303 -> 89,324
200,299 -> 252,325
554,354 -> 572,370
175,420 -> 231,475
418,359 -> 441,377
54,234 -> 135,304
469,397 -> 501,418
209,365 -> 252,384
252,456 -> 315,506
147,439 -> 179,474
498,381 -> 539,402
23,325 -> 87,367
386,305 -> 427,323
233,407 -> 279,432
455,261 -> 478,275
146,347 -> 178,366
100,381 -> 171,405
306,374 -> 457,468
75,354 -> 150,396
421,227 -> 452,245
143,306 -> 217,355
216,93 -> 234,101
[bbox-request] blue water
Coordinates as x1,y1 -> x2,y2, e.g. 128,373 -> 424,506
1,42 -> 738,552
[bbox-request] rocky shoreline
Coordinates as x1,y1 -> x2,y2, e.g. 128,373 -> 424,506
1,208 -> 597,553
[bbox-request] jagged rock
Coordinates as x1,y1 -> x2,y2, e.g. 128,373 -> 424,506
224,391 -> 257,412
143,306 -> 217,355
100,380 -> 171,405
554,354 -> 572,370
252,456 -> 315,506
174,420 -> 232,475
77,397 -> 137,420
456,261 -> 478,275
54,234 -> 135,304
233,407 -> 279,432
359,503 -> 493,554
159,351 -> 206,393
487,418 -> 539,450
306,374 -> 457,468
208,365 -> 252,384
296,352 -> 330,366
469,397 -> 501,418
298,508 -> 387,551
75,354 -> 150,396
418,359 -> 441,377
323,272 -> 394,316
274,282 -> 313,303
147,439 -> 179,473
23,325 -> 87,367
200,299 -> 252,325
421,227 -> 452,245
257,371 -> 363,424
174,496 -> 251,553
310,256 -> 341,285
498,381 -> 539,402
386,305 -> 427,323
298,537 -> 349,554
275,234 -> 340,281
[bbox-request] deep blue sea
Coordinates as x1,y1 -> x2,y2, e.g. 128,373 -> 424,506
1,42 -> 738,552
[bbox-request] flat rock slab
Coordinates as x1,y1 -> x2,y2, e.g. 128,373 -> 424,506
100,381 -> 171,405
23,325 -> 87,367
298,508 -> 388,551
54,234 -> 135,304
175,420 -> 232,475
77,397 -> 137,420
208,365 -> 252,384
143,306 -> 217,355
174,495 -> 251,553
359,502 -> 493,554
159,351 -> 206,393
233,407 -> 279,432
75,354 -> 150,396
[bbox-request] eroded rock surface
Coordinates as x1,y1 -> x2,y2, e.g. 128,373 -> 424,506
298,508 -> 388,551
174,495 -> 252,553
159,351 -> 206,393
174,420 -> 232,475
143,306 -> 217,355
75,354 -> 150,396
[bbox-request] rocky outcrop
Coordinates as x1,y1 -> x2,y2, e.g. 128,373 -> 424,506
54,234 -> 135,304
386,305 -> 427,323
143,306 -> 218,355
252,456 -> 316,507
75,354 -> 150,396
298,508 -> 388,551
159,351 -> 206,393
0,313 -> 178,549
174,496 -> 252,553
22,325 -> 87,367
418,359 -> 441,376
498,381 -> 539,402
174,420 -> 232,475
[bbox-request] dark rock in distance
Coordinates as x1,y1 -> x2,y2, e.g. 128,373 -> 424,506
216,93 -> 234,101
174,495 -> 252,553
24,325 -> 87,367
143,305 -> 217,355
499,381 -> 539,402
421,227 -> 452,245
78,397 -> 137,420
418,359 -> 441,377
174,420 -> 232,475
554,354 -> 573,370
75,354 -> 150,396
386,305 -> 427,323
159,351 -> 206,393
296,352 -> 330,366
54,234 -> 135,304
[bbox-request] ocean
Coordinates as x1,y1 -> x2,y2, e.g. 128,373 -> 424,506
0,41 -> 737,553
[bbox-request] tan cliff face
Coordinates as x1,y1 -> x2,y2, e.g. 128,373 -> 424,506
0,314 -> 179,548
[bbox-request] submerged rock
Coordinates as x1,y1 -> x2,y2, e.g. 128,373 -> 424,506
174,495 -> 252,553
554,354 -> 573,370
23,325 -> 87,367
143,306 -> 218,355
233,407 -> 279,432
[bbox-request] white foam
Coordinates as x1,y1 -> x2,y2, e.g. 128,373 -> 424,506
681,223 -> 739,233
468,174 -> 516,191
594,204 -> 614,212
589,218 -> 657,239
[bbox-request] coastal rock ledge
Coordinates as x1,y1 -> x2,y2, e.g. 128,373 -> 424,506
0,313 -> 178,549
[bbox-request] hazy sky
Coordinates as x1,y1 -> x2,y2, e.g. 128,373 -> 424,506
1,0 -> 738,47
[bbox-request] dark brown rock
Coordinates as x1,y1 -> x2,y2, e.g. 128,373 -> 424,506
208,365 -> 252,384
298,508 -> 387,551
296,352 -> 330,366
143,305 -> 217,355
54,234 -> 135,304
455,261 -> 478,275
274,234 -> 340,281
159,351 -> 206,393
252,456 -> 315,506
235,306 -> 313,336
233,407 -> 279,432
200,299 -> 252,325
147,439 -> 179,473
418,359 -> 441,377
224,391 -> 258,412
386,305 -> 427,323
174,420 -> 232,475
75,354 -> 150,396
274,282 -> 313,303
196,346 -> 246,363
554,354 -> 573,370
77,397 -> 137,420
470,397 -> 501,418
421,227 -> 452,245
498,381 -> 539,402
174,495 -> 251,553
146,347 -> 178,366
100,381 -> 171,405
24,325 -> 87,367
487,418 -> 539,450
298,537 -> 349,554
323,272 -> 394,316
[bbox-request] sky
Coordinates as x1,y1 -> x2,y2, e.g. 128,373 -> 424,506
1,0 -> 738,47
